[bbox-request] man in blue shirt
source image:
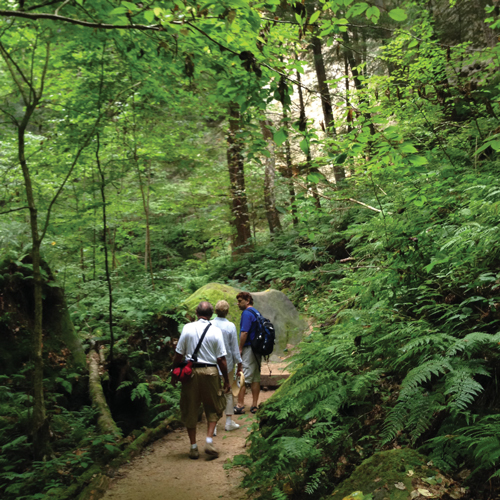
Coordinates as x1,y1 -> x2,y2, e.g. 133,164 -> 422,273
234,292 -> 261,414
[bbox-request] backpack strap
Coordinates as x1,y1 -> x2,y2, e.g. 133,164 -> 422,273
191,322 -> 211,363
246,308 -> 260,319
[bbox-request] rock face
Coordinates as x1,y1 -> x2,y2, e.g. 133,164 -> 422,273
182,283 -> 308,358
0,258 -> 86,374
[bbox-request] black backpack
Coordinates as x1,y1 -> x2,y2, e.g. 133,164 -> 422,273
247,308 -> 275,357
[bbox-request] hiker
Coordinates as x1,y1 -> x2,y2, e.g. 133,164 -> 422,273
235,292 -> 261,414
212,300 -> 243,432
172,301 -> 230,460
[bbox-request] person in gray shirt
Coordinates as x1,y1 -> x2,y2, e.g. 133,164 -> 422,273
212,300 -> 243,431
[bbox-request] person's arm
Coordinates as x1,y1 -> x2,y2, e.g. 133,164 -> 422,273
231,326 -> 243,374
217,356 -> 230,393
239,310 -> 252,355
239,331 -> 248,355
172,352 -> 184,368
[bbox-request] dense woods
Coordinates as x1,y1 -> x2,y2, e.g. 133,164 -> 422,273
1,0 -> 500,499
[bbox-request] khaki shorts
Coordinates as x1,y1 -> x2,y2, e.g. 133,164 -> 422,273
180,366 -> 226,429
242,346 -> 261,384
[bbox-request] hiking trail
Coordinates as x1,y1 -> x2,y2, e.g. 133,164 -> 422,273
102,365 -> 285,500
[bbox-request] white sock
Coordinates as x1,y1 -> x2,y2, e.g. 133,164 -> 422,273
226,416 -> 232,426
191,444 -> 197,449
206,437 -> 213,444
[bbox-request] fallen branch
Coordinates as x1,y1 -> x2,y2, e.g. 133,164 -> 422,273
295,181 -> 392,214
87,351 -> 122,440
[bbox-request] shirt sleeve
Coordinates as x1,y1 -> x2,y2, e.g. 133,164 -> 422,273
240,309 -> 254,333
230,323 -> 242,363
175,326 -> 187,355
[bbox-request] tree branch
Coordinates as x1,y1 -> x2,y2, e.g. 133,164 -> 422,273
0,9 -> 165,30
0,9 -> 324,97
0,206 -> 30,215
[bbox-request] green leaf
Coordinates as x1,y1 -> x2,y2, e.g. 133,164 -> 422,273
299,138 -> 309,155
400,143 -> 418,154
408,155 -> 428,166
307,172 -> 324,184
122,1 -> 139,11
144,10 -> 155,23
336,153 -> 348,164
273,128 -> 288,147
366,5 -> 380,22
109,6 -> 128,15
309,11 -> 320,24
389,8 -> 408,22
413,195 -> 427,207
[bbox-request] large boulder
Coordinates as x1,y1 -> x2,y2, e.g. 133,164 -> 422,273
0,257 -> 86,374
182,283 -> 308,358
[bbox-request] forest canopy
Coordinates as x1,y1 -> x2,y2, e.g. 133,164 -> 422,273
2,0 -> 500,499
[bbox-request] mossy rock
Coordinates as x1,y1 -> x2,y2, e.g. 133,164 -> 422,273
181,283 -> 308,357
0,257 -> 86,374
331,449 -> 429,500
182,283 -> 243,326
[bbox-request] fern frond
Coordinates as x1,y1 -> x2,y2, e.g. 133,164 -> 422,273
399,358 -> 451,398
444,370 -> 485,410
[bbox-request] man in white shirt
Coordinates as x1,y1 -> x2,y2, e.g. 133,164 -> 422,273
173,301 -> 230,460
212,300 -> 243,432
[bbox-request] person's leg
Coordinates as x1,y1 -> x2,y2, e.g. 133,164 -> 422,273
236,348 -> 251,411
187,427 -> 196,444
207,420 -> 216,437
182,371 -> 200,458
225,369 -> 234,417
237,383 -> 246,407
251,381 -> 260,408
200,367 -> 224,457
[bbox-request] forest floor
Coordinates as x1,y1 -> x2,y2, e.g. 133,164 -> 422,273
101,365 -> 285,500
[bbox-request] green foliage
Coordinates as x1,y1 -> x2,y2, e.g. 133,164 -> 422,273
2,0 -> 500,498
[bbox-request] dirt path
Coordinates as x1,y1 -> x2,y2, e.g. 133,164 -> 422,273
102,389 -> 275,500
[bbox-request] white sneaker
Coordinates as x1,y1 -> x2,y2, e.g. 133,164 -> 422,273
213,425 -> 217,436
225,420 -> 240,431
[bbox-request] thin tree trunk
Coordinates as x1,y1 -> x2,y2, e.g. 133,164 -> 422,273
18,104 -> 50,459
296,68 -> 321,209
146,162 -> 154,285
131,97 -> 155,287
112,228 -> 118,270
227,104 -> 252,255
80,246 -> 86,282
282,106 -> 298,226
96,134 -> 114,362
259,119 -> 282,234
311,36 -> 345,184
343,30 -> 376,137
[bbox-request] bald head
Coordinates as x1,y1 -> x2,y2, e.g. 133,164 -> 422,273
196,301 -> 213,319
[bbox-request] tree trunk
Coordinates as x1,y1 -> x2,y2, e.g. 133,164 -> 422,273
282,106 -> 298,226
343,30 -> 376,137
296,68 -> 321,209
18,104 -> 50,459
88,351 -> 122,439
96,134 -> 114,362
259,119 -> 282,234
311,36 -> 345,184
227,104 -> 252,255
